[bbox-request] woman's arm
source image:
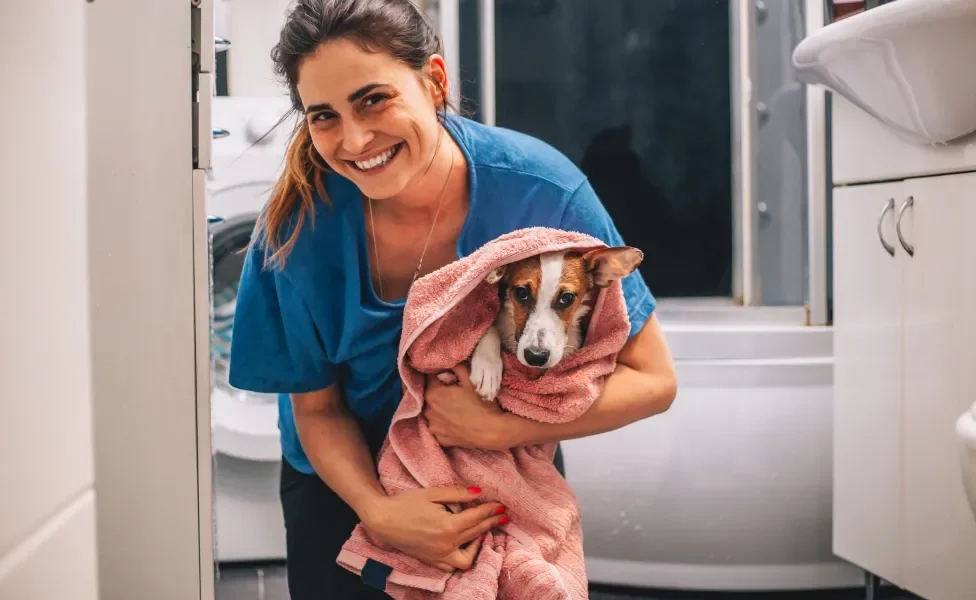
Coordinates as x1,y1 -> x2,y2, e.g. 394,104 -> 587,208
424,314 -> 677,450
291,387 -> 387,516
292,387 -> 507,571
502,313 -> 676,447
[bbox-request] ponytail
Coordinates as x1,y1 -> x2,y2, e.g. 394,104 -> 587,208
254,118 -> 329,270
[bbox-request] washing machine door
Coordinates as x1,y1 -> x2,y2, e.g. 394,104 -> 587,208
210,211 -> 281,462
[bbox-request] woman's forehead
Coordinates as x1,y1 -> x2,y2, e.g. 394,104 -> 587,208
297,39 -> 409,109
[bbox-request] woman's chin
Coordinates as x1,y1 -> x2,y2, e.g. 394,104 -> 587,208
353,174 -> 407,201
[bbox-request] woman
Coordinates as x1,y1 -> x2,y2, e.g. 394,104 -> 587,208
228,1 -> 677,598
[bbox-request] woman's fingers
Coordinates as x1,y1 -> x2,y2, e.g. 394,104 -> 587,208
432,561 -> 456,573
456,511 -> 507,546
450,501 -> 506,538
435,371 -> 459,385
440,534 -> 485,571
379,486 -> 504,573
421,485 -> 484,505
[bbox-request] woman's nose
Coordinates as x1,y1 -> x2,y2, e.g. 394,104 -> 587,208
340,120 -> 375,155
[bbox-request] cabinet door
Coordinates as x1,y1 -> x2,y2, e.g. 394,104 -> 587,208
902,172 -> 976,600
832,182 -> 905,586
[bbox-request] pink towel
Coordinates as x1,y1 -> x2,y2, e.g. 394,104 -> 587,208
337,227 -> 632,599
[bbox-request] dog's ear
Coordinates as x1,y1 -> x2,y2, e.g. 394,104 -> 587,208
583,246 -> 644,287
485,265 -> 507,285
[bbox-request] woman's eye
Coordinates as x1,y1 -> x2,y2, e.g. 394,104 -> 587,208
513,286 -> 530,302
312,112 -> 336,123
363,94 -> 388,108
556,292 -> 576,307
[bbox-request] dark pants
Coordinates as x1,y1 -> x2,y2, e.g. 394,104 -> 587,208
279,444 -> 565,599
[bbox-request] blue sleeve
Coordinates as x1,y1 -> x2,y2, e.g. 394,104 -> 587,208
227,242 -> 337,394
560,179 -> 657,337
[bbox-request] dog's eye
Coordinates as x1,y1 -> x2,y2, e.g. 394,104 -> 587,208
556,292 -> 576,308
512,286 -> 531,303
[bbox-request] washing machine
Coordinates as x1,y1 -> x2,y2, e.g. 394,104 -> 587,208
208,95 -> 296,563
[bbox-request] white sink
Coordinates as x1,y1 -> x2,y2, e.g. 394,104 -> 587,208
792,0 -> 976,145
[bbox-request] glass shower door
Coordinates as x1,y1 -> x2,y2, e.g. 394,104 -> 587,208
753,0 -> 809,306
463,0 -> 735,299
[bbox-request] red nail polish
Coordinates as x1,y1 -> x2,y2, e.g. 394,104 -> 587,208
495,505 -> 506,515
499,516 -> 510,525
467,486 -> 482,494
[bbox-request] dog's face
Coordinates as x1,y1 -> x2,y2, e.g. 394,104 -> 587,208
486,246 -> 643,369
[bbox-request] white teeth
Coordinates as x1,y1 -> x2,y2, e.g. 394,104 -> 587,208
354,146 -> 397,171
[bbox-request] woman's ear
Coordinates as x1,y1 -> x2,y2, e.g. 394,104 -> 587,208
426,54 -> 449,108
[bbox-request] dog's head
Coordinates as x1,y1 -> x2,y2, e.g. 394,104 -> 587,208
486,246 -> 643,369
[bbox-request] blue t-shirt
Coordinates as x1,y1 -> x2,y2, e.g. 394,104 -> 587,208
228,114 -> 656,474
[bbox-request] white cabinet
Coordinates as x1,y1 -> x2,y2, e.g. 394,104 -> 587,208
831,94 -> 976,186
833,171 -> 976,600
901,174 -> 976,600
833,181 -> 905,586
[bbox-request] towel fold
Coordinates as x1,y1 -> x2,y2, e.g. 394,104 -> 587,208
337,227 -> 633,599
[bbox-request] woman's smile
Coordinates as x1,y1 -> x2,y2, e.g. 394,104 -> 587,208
296,35 -> 445,201
348,142 -> 405,175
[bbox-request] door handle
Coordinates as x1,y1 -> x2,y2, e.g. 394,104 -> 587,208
896,196 -> 914,257
877,197 -> 895,256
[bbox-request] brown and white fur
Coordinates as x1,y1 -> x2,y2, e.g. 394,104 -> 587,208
470,246 -> 644,402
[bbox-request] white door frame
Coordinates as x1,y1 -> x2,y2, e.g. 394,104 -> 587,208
803,0 -> 830,326
87,1 -> 214,598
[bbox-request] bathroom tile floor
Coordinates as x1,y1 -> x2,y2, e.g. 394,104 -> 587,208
214,563 -> 923,600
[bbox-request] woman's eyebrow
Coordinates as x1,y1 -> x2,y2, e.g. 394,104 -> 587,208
305,83 -> 390,114
346,82 -> 388,102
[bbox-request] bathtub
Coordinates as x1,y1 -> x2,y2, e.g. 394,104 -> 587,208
562,303 -> 861,591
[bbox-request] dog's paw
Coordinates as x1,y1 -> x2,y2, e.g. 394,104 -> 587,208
470,344 -> 503,402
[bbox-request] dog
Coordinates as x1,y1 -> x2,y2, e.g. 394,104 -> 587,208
469,245 -> 644,402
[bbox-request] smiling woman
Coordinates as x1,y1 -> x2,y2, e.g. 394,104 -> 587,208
226,1 -> 675,598
299,52 -> 448,198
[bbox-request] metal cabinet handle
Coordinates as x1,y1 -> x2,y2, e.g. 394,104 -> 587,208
877,197 -> 895,256
896,195 -> 914,257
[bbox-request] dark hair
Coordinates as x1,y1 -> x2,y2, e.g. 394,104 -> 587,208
257,0 -> 446,268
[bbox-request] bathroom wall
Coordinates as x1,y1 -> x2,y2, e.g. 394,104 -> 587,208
225,0 -> 292,96
0,2 -> 99,598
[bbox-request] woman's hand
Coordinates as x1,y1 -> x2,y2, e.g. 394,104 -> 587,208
360,486 -> 507,572
424,364 -> 511,450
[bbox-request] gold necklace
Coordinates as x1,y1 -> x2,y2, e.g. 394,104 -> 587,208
367,144 -> 456,301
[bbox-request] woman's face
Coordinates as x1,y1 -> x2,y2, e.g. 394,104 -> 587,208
296,39 -> 447,200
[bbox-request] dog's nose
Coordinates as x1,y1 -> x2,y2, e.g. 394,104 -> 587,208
523,347 -> 550,367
